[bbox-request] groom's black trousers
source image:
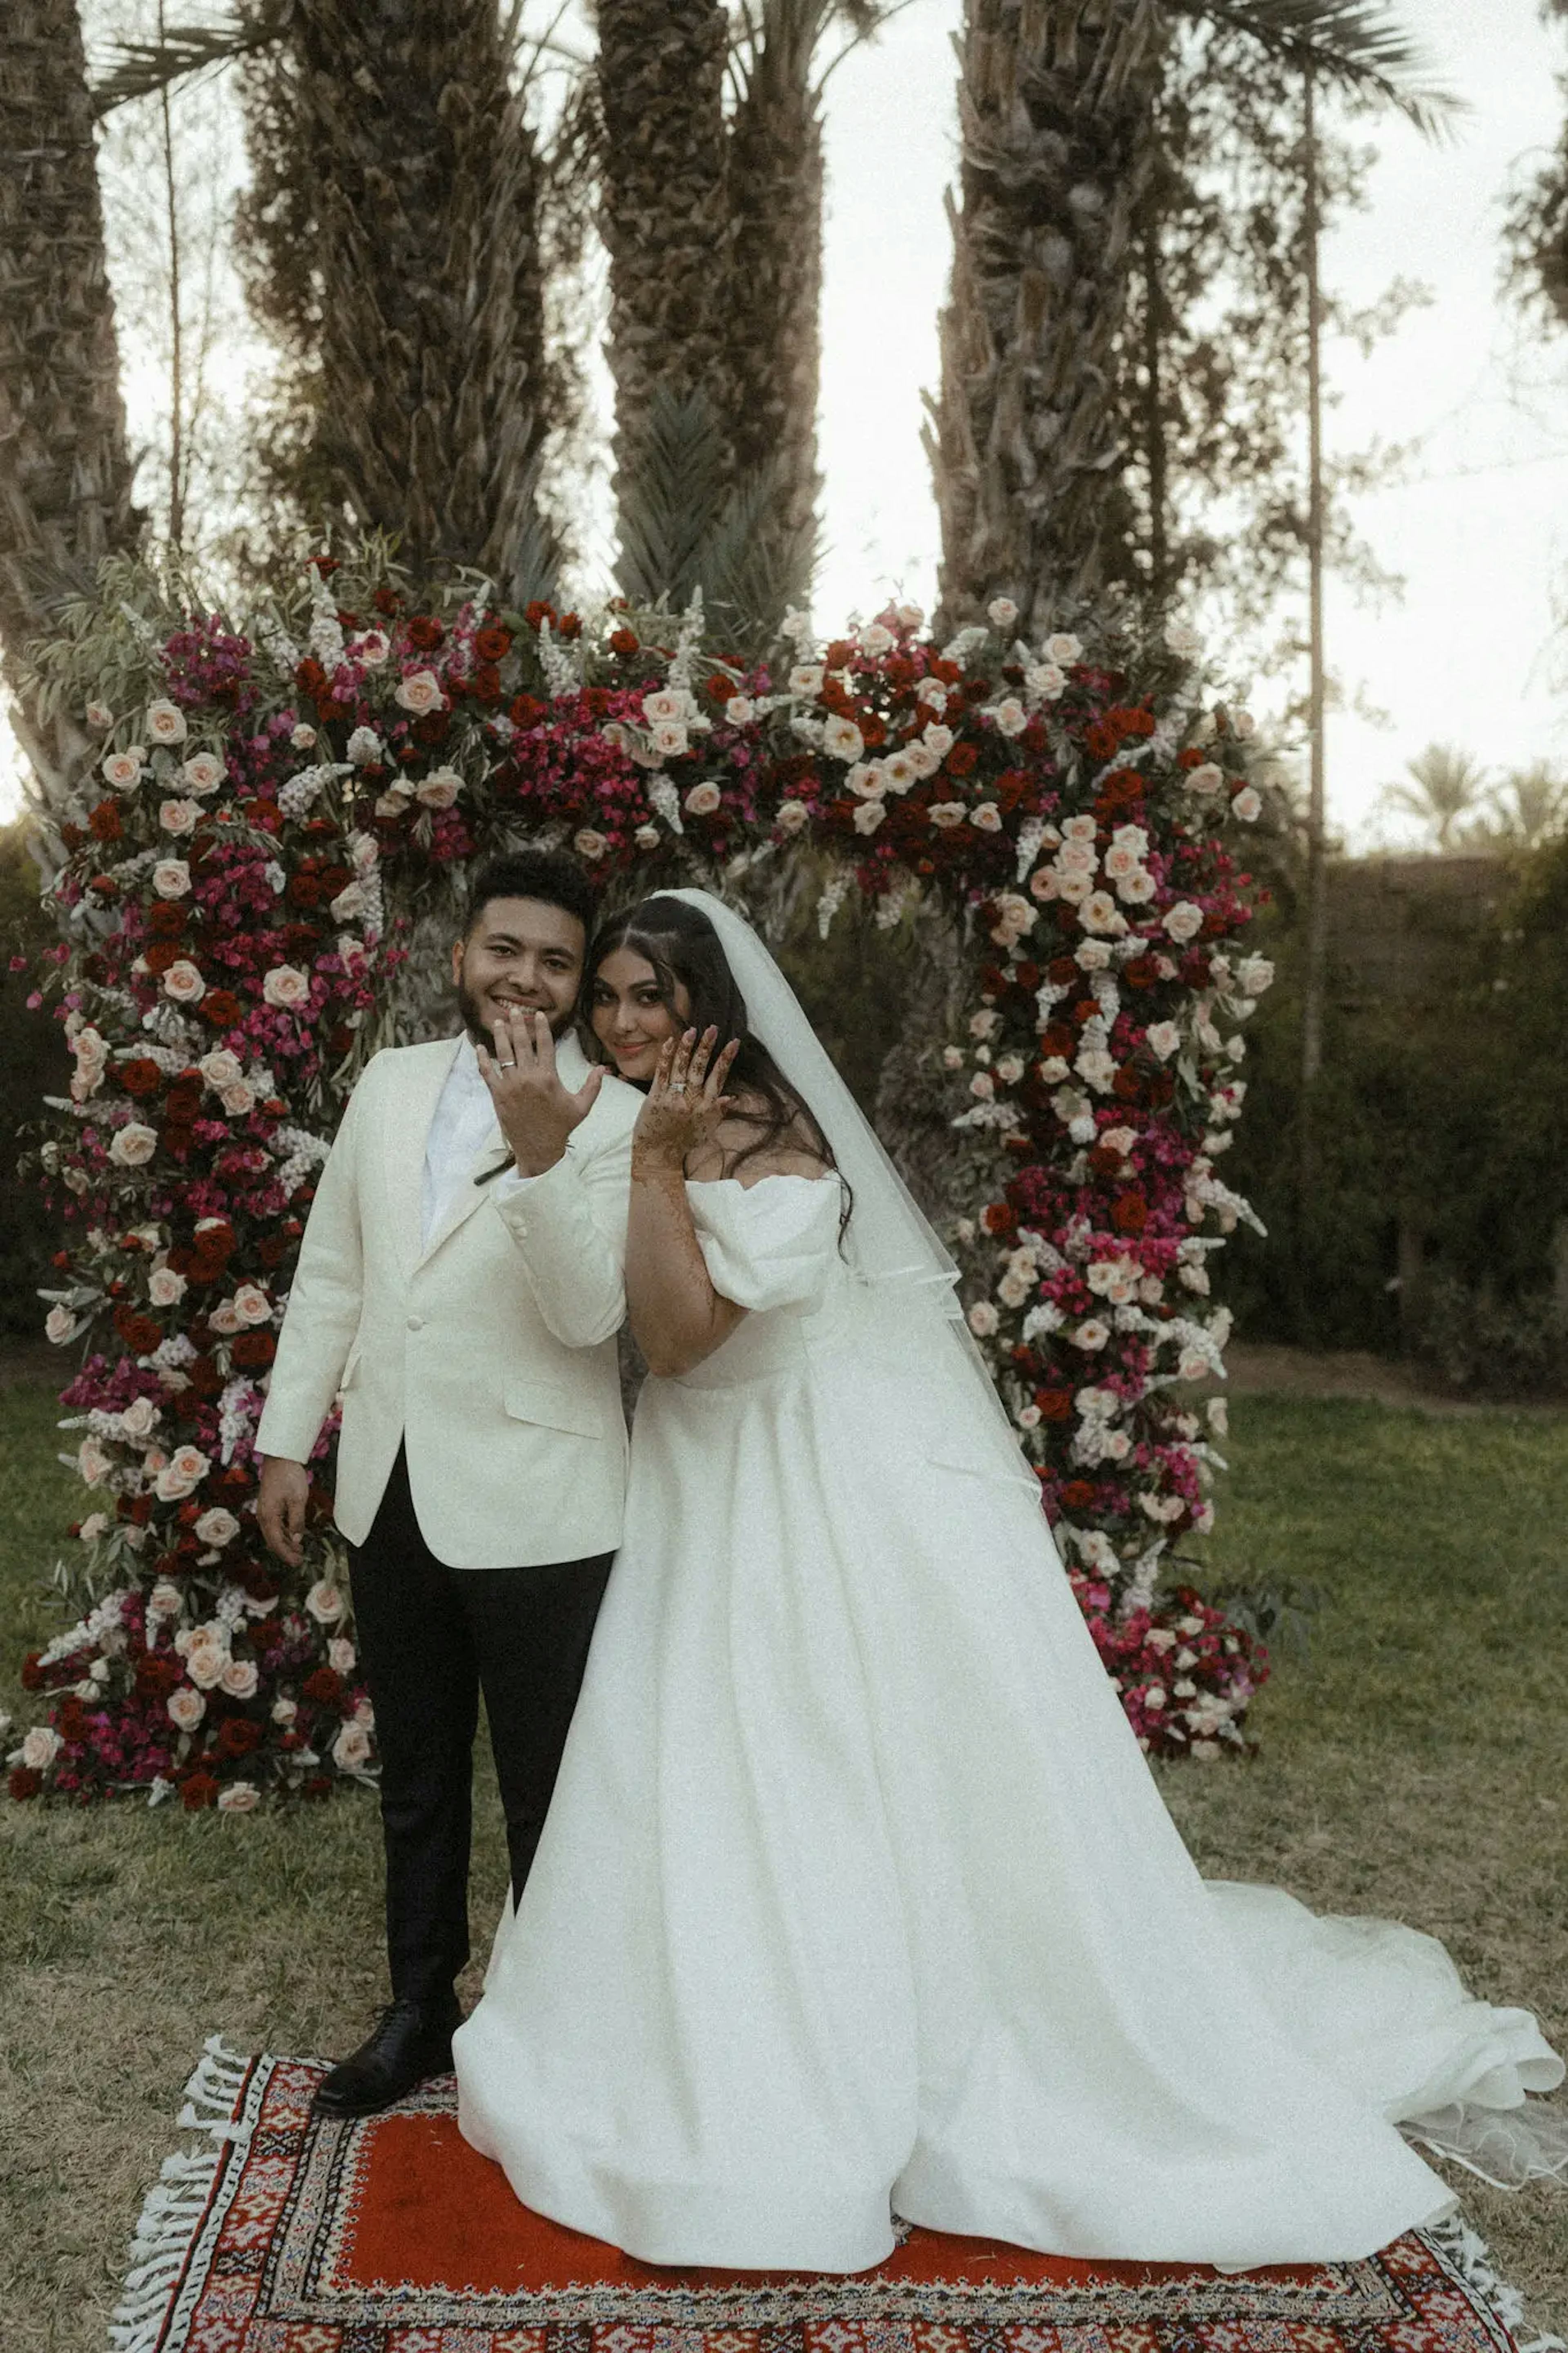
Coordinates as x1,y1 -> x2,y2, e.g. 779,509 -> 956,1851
347,1446 -> 613,2009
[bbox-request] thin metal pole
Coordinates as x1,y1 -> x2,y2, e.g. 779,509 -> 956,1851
1301,67 -> 1327,1093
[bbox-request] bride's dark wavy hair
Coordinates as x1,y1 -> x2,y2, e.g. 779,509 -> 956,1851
584,895 -> 842,1193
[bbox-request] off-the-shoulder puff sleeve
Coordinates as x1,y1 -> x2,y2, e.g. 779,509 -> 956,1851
686,1174 -> 844,1314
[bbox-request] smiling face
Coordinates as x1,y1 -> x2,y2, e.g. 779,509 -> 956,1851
588,945 -> 692,1083
452,895 -> 586,1045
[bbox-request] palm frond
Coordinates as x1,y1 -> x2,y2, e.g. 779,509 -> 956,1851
614,386 -> 733,611
90,6 -> 284,116
1173,0 -> 1464,137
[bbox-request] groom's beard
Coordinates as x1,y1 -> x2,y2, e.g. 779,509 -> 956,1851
456,979 -> 577,1050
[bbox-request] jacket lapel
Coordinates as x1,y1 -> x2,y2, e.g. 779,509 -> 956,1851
415,1029 -> 597,1268
385,1037 -> 465,1277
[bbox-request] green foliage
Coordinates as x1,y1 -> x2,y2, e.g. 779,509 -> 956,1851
0,823 -> 66,1343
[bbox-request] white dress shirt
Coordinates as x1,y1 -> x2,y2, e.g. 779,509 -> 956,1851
422,1037 -> 508,1248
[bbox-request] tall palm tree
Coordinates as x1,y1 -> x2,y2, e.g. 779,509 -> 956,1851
97,0 -> 557,590
928,0 -> 1456,636
0,0 -> 141,803
1380,742 -> 1489,852
1474,760 -> 1566,850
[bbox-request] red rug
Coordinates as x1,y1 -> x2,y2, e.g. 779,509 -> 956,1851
110,2040 -> 1535,2353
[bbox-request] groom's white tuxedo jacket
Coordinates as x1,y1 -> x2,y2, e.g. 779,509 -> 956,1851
255,1030 -> 642,1568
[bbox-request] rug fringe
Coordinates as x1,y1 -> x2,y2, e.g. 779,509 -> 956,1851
1424,2215 -> 1567,2353
107,2037 -> 255,2353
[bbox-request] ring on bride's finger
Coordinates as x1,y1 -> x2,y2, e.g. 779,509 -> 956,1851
498,1058 -> 517,1069
668,1079 -> 687,1094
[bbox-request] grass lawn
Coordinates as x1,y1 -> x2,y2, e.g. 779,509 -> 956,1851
2,1376 -> 1566,2351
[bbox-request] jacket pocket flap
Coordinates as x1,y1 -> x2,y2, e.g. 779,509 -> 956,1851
502,1377 -> 606,1439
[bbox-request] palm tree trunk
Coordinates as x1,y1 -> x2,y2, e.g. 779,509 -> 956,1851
595,0 -> 734,582
0,0 -> 141,801
239,0 -> 552,584
724,10 -> 824,611
926,0 -> 1167,637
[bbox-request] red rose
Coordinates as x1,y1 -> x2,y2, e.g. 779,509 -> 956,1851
295,658 -> 328,696
1111,1066 -> 1143,1102
1047,957 -> 1078,987
522,602 -> 554,633
88,873 -> 119,899
8,1766 -> 42,1800
508,694 -> 546,729
1112,1191 -> 1148,1234
1039,1024 -> 1074,1059
231,1331 -> 276,1369
287,874 -> 323,909
980,1202 -> 1018,1236
119,1058 -> 162,1097
180,1772 -> 219,1811
147,902 -> 186,939
946,743 -> 979,777
135,1655 -> 183,1700
1123,957 -> 1158,990
407,615 -> 445,650
1034,1388 -> 1074,1421
304,1666 -> 343,1705
256,1233 -> 287,1268
89,800 -> 124,843
472,664 -> 501,703
142,939 -> 185,977
373,587 -> 401,616
1087,1144 -> 1122,1177
1084,722 -> 1118,761
608,627 -> 639,656
1061,1479 -> 1098,1508
216,1718 -> 262,1759
202,990 -> 242,1027
474,626 -> 512,662
557,613 -> 582,640
164,1081 -> 201,1122
1178,747 -> 1207,771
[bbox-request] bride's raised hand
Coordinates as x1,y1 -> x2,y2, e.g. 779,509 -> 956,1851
633,1026 -> 740,1172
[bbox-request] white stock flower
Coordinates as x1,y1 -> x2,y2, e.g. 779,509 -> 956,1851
1232,710 -> 1256,740
1164,619 -> 1203,658
110,1122 -> 158,1168
346,726 -> 383,765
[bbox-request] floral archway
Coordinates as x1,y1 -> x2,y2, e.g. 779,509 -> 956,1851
7,552 -> 1274,1809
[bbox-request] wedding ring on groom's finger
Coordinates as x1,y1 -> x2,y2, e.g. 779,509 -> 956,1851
668,1079 -> 687,1093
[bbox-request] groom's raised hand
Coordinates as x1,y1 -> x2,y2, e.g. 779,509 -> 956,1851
478,1009 -> 605,1178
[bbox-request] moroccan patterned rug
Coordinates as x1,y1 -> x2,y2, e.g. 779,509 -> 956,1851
109,2038 -> 1545,2353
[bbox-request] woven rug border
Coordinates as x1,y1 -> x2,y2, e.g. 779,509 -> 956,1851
107,2038 -> 1560,2353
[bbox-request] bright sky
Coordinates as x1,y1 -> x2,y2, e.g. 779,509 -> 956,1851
6,0 -> 1567,851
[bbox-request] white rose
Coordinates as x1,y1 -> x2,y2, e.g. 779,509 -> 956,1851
101,747 -> 146,792
156,1444 -> 210,1501
231,1283 -> 272,1326
633,824 -> 660,850
185,1637 -> 230,1691
110,1122 -> 158,1168
263,965 -> 310,1008
1025,662 -> 1066,702
346,725 -> 383,765
991,698 -> 1028,738
1163,901 -> 1204,943
573,828 -> 608,861
327,1637 -> 357,1675
393,669 -> 445,714
1231,787 -> 1261,822
219,1081 -> 254,1117
167,1686 -> 206,1731
1232,710 -> 1256,740
650,721 -> 688,758
1147,1021 -> 1182,1061
995,1054 -> 1026,1084
1080,892 -> 1125,935
1074,939 -> 1111,971
969,1070 -> 995,1100
201,1051 -> 245,1095
86,701 -> 114,729
149,1579 -> 184,1617
290,723 -> 317,751
271,1696 -> 298,1724
145,699 -> 187,744
967,1301 -> 1000,1338
374,790 -> 411,819
787,664 -> 825,697
45,1304 -> 78,1344
1117,869 -> 1156,903
725,696 -> 755,725
1029,869 -> 1060,901
352,628 -> 390,668
159,799 -> 200,836
21,1726 -> 63,1770
823,716 -> 865,762
1238,956 -> 1275,995
845,762 -> 884,801
119,1396 -> 159,1439
852,800 -> 886,834
217,1781 -> 261,1812
858,623 -> 895,655
181,751 -> 225,795
775,800 -> 809,835
333,1720 -> 374,1771
220,1657 -> 259,1699
1186,762 -> 1225,798
305,1579 -> 347,1624
969,803 -> 1002,832
684,781 -> 722,816
923,723 -> 955,758
163,959 -> 205,1004
1074,1319 -> 1111,1351
987,596 -> 1020,630
882,752 -> 920,794
152,859 -> 191,900
926,802 -> 964,828
194,1507 -> 240,1548
414,768 -> 461,809
1046,633 -> 1082,666
1017,1403 -> 1042,1429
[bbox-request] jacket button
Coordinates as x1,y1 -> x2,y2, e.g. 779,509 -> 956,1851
406,1314 -> 424,1332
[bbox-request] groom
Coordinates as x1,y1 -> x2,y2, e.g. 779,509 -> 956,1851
256,848 -> 641,2116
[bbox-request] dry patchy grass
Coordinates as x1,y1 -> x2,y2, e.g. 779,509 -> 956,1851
1,1379 -> 1564,2350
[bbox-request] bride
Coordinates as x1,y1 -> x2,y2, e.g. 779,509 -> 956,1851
452,885 -> 1561,2275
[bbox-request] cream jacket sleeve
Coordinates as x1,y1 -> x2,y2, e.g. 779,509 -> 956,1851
492,1111 -> 635,1351
254,1077 -> 368,1464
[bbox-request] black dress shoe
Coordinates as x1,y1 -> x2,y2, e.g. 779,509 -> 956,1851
314,1998 -> 462,2118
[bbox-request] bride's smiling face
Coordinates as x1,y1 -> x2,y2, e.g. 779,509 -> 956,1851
590,947 -> 691,1083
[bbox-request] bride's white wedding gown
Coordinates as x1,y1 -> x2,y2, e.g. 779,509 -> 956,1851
453,1174 -> 1562,2275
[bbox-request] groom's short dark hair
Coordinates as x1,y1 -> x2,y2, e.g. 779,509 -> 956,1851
462,849 -> 597,940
